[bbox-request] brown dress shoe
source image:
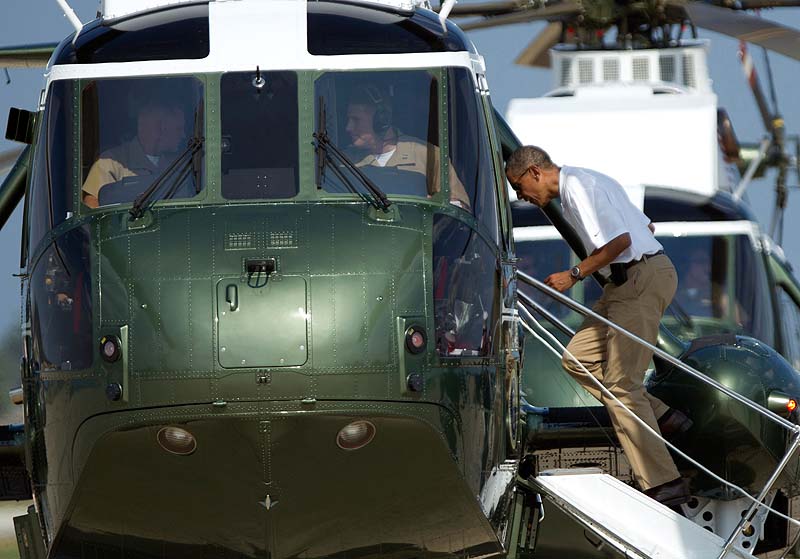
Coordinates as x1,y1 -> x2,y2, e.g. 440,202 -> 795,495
657,408 -> 693,439
644,477 -> 690,506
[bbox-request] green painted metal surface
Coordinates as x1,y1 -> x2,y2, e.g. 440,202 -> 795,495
216,276 -> 308,368
10,64 -> 521,558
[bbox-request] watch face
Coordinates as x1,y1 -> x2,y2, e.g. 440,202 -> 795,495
571,266 -> 580,278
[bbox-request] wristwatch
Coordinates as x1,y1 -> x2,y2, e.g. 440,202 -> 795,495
570,265 -> 583,281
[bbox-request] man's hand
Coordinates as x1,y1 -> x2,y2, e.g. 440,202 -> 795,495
544,270 -> 577,293
82,193 -> 99,209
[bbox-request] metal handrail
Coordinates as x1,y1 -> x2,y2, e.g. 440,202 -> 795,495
517,270 -> 797,432
515,270 -> 800,558
518,289 -> 575,339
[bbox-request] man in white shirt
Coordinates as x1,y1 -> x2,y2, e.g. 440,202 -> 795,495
507,145 -> 691,507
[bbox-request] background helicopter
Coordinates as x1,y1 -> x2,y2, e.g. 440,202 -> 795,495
449,0 -> 800,255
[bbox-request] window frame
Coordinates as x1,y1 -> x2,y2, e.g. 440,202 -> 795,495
78,73 -> 209,215
312,67 -> 449,205
219,70 -> 301,201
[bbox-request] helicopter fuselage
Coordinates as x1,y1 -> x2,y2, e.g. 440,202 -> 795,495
7,1 -> 522,557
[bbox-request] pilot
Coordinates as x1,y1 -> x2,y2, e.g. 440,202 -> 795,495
81,96 -> 186,208
343,84 -> 471,210
676,247 -> 714,317
507,145 -> 692,507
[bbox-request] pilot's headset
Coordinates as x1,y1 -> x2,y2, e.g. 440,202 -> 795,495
360,84 -> 393,137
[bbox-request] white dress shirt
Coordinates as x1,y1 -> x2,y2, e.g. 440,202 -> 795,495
558,165 -> 662,276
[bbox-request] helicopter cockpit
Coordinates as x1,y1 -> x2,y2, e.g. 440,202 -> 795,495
659,232 -> 774,345
514,230 -> 775,341
80,77 -> 205,208
24,0 -> 497,216
512,203 -> 776,347
28,71 -> 502,216
20,1 -> 510,373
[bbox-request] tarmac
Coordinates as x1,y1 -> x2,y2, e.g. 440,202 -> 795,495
0,500 -> 29,559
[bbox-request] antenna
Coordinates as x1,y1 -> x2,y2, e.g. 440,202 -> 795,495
55,0 -> 83,34
252,66 -> 266,90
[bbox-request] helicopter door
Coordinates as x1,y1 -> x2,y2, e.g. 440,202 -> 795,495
215,274 -> 308,368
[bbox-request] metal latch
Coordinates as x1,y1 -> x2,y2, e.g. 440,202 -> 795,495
245,258 -> 276,288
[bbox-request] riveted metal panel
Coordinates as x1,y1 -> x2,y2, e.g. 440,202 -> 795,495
216,276 -> 308,368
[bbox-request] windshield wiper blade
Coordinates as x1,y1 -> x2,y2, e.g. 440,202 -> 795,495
321,150 -> 379,206
667,299 -> 695,332
191,102 -> 204,195
313,96 -> 391,212
315,97 -> 328,189
129,135 -> 204,220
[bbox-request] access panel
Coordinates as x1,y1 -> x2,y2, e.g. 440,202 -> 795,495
216,276 -> 308,368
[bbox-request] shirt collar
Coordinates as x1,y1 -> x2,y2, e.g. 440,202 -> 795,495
558,165 -> 567,199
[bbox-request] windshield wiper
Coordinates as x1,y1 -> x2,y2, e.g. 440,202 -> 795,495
313,96 -> 391,212
667,299 -> 695,333
190,102 -> 204,195
316,96 -> 329,188
129,135 -> 204,220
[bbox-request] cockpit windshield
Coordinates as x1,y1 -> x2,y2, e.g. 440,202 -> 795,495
80,76 -> 204,209
28,68 -> 499,251
659,234 -> 775,346
314,70 -> 454,202
313,68 -> 499,233
515,232 -> 775,347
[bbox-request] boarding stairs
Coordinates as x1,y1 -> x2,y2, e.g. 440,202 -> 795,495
529,468 -> 754,559
513,270 -> 800,559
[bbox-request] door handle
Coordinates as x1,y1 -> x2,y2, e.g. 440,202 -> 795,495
226,284 -> 238,312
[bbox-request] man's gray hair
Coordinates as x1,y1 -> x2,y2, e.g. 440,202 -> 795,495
506,145 -> 556,177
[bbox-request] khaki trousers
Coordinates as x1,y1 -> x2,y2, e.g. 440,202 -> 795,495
562,254 -> 679,490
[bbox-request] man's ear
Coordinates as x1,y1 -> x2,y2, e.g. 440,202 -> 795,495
530,165 -> 542,181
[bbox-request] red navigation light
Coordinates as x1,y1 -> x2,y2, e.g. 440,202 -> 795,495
788,399 -> 797,413
405,325 -> 427,355
99,335 -> 121,363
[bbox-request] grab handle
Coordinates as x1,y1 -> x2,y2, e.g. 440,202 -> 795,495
226,284 -> 238,312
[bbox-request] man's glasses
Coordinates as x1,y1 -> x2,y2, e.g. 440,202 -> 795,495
508,167 -> 532,192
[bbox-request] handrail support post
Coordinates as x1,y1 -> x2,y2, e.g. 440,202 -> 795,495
718,433 -> 800,558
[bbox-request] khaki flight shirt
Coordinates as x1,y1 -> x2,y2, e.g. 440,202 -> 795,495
351,134 -> 471,210
82,139 -> 161,200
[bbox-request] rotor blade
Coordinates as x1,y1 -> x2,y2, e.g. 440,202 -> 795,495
0,145 -> 29,231
770,199 -> 786,243
739,42 -> 775,133
515,21 -> 563,67
684,3 -> 800,62
446,1 -> 522,17
0,43 -> 59,69
735,0 -> 800,8
0,148 -> 24,177
458,2 -> 580,31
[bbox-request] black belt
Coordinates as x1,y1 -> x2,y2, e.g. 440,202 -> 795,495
623,250 -> 664,270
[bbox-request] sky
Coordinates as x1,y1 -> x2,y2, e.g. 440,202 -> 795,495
1,1 -> 800,333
